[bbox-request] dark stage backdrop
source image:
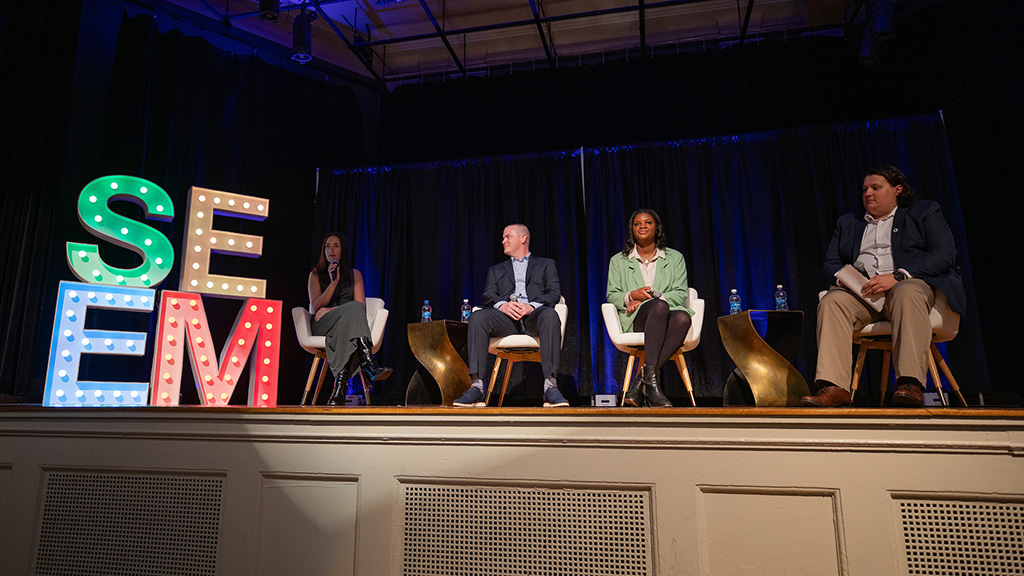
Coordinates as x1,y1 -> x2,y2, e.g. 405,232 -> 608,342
0,5 -> 377,403
317,154 -> 589,403
376,2 -> 1023,401
319,113 -> 985,402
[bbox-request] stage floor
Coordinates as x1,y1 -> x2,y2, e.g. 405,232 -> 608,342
3,403 -> 1021,417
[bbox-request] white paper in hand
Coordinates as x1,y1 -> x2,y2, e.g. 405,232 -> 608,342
835,264 -> 885,312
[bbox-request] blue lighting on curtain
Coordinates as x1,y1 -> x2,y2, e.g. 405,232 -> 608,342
318,113 -> 981,400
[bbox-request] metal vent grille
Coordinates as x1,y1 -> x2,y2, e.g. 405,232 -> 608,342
34,472 -> 223,576
898,499 -> 1023,575
402,484 -> 651,576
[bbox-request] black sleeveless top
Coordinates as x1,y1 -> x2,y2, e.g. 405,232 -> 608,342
319,270 -> 354,307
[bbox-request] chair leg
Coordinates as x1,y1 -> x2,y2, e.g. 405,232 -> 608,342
879,349 -> 891,407
926,349 -> 949,407
485,359 -> 503,406
673,352 -> 697,407
359,371 -> 372,406
850,344 -> 869,402
499,360 -> 515,407
301,355 -> 321,406
621,356 -> 636,407
931,343 -> 968,407
311,353 -> 329,405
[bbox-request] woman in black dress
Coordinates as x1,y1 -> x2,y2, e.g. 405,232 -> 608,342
308,233 -> 391,405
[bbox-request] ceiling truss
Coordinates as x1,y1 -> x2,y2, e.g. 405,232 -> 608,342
135,0 -> 853,89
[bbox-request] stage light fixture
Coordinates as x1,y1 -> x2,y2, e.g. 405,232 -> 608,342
292,9 -> 313,63
869,0 -> 895,41
258,0 -> 279,23
856,0 -> 895,65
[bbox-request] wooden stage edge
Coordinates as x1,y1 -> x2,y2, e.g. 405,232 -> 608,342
1,404 -> 1022,419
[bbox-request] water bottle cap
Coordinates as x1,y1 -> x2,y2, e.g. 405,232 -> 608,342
730,288 -> 737,293
463,299 -> 469,303
776,285 -> 783,289
424,300 -> 429,304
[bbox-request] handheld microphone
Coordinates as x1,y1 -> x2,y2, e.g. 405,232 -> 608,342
853,261 -> 870,278
650,289 -> 662,298
328,257 -> 338,281
509,294 -> 525,331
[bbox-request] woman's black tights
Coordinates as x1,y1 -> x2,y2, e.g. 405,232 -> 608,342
633,298 -> 692,367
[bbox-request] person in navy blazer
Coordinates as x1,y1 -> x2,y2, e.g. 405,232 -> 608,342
455,224 -> 569,407
803,165 -> 964,408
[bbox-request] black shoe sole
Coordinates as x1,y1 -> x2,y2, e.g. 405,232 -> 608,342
364,367 -> 393,382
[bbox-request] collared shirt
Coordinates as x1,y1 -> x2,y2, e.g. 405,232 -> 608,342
511,254 -> 530,302
857,206 -> 898,277
495,253 -> 542,309
625,247 -> 666,305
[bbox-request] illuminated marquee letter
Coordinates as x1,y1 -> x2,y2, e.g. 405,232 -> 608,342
150,291 -> 281,407
67,175 -> 175,287
43,281 -> 155,406
181,186 -> 268,299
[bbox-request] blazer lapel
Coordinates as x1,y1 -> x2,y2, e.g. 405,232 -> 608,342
657,255 -> 674,292
503,260 -> 516,296
523,258 -> 535,299
851,218 -> 867,259
891,207 -> 906,258
627,258 -> 645,289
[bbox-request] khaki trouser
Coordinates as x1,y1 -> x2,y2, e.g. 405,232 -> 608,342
815,279 -> 935,391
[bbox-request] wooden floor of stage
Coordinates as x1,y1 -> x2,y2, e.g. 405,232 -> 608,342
1,403 -> 1022,419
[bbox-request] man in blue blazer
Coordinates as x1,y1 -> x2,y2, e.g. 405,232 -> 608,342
455,224 -> 569,407
803,166 -> 964,408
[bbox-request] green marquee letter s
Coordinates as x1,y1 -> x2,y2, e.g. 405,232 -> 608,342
67,175 -> 175,287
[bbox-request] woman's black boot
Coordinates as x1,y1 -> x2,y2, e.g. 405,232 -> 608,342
356,337 -> 392,382
327,367 -> 351,406
643,365 -> 672,407
623,366 -> 645,407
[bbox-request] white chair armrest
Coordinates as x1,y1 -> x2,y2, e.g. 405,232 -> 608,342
554,303 -> 567,346
682,287 -> 704,351
364,297 -> 388,353
601,303 -> 623,341
291,306 -> 326,354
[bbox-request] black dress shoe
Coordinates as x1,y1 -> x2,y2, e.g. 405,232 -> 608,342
800,385 -> 852,407
327,368 -> 351,406
356,337 -> 392,382
643,366 -> 672,407
623,367 -> 645,407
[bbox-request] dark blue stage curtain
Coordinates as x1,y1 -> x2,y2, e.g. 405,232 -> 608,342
583,114 -> 984,399
319,154 -> 589,403
320,113 -> 985,402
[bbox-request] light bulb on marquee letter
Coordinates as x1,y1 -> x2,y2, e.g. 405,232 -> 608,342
43,281 -> 154,406
67,176 -> 175,287
151,291 -> 281,407
181,186 -> 268,299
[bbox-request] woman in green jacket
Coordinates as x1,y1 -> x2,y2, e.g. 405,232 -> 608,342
606,209 -> 694,407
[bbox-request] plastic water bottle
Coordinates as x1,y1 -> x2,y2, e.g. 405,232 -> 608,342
728,289 -> 742,315
420,300 -> 432,322
460,299 -> 472,323
774,285 -> 789,311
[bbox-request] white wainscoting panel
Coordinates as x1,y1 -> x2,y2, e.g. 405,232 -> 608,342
256,474 -> 359,576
